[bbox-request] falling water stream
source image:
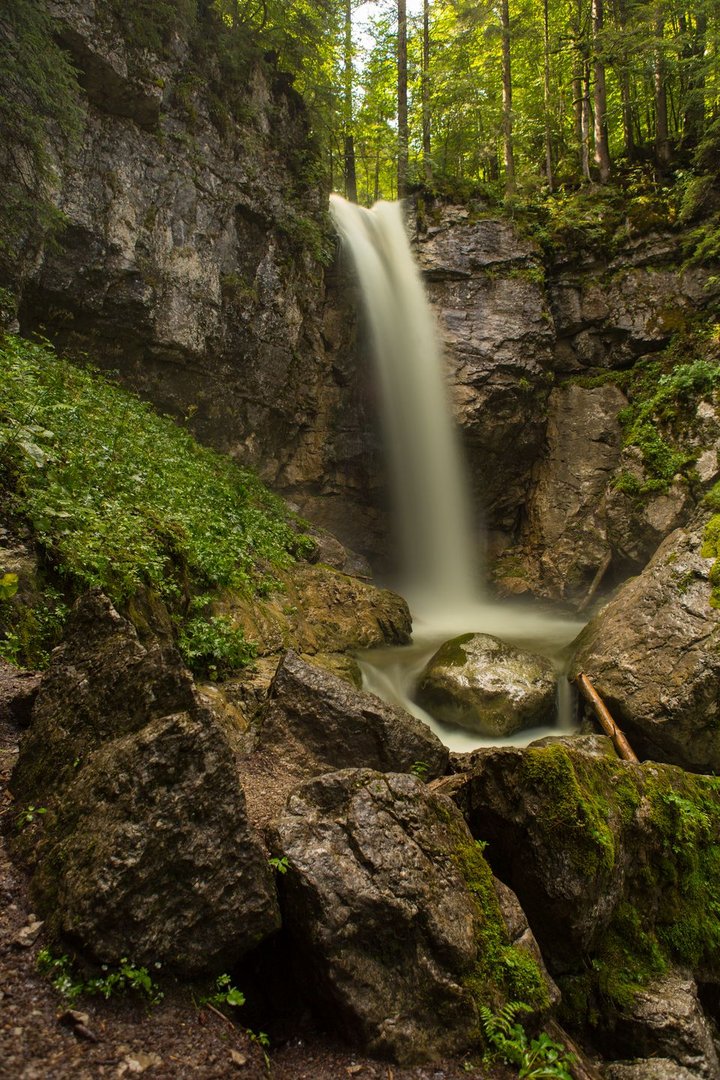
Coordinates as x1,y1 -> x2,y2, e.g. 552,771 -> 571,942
330,195 -> 584,752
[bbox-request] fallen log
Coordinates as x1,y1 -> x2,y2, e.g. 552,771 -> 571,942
573,672 -> 639,763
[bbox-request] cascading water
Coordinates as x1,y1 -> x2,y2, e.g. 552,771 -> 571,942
330,195 -> 584,751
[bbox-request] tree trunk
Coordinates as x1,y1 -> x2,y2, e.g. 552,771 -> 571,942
343,0 -> 358,201
681,10 -> 708,149
654,5 -> 672,167
581,63 -> 592,181
422,0 -> 432,185
543,0 -> 554,190
501,0 -> 516,193
615,0 -> 637,160
397,0 -> 409,199
592,0 -> 611,181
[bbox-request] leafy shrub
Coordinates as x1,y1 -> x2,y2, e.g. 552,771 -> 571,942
177,613 -> 256,679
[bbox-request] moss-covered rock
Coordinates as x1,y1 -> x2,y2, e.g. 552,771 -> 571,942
415,633 -> 556,737
11,590 -> 280,973
271,768 -> 555,1065
433,745 -> 720,1035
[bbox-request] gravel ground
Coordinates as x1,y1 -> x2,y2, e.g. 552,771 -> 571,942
0,678 -> 509,1080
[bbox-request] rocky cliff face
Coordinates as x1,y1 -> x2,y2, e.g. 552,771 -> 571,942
9,3 -> 719,592
11,0 -> 383,561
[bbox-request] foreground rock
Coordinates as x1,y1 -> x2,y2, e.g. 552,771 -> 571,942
415,633 -> 556,736
255,650 -> 448,779
11,592 -> 279,973
433,745 -> 720,1044
611,970 -> 719,1079
272,769 -> 554,1064
570,521 -> 720,773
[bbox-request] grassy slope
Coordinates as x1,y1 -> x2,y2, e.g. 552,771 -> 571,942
0,331 -> 312,671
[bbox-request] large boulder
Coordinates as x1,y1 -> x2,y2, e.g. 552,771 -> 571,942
271,768 -> 555,1064
11,591 -> 279,973
570,521 -> 720,773
255,650 -> 448,778
433,745 -> 720,1038
218,564 -> 411,658
610,970 -> 719,1079
415,633 -> 556,737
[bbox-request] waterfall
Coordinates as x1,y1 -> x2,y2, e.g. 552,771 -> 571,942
331,194 -> 584,750
329,195 -> 480,609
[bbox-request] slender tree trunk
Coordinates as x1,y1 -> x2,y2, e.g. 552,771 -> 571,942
592,0 -> 611,181
571,0 -> 591,182
654,6 -> 672,166
343,0 -> 358,201
581,62 -> 592,181
615,0 -> 637,160
682,11 -> 708,148
422,0 -> 432,185
397,0 -> 409,198
543,0 -> 554,190
501,0 -> 516,193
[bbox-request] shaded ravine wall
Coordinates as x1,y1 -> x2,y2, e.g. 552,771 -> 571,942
7,4 -> 720,596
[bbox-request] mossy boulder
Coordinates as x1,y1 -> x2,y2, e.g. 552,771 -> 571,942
271,768 -> 555,1065
570,521 -> 720,773
415,633 -> 556,737
11,591 -> 280,973
434,745 -> 720,1034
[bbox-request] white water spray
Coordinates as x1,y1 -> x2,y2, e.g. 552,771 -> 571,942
330,195 -> 583,749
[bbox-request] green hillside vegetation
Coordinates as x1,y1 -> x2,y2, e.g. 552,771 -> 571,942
0,330 -> 311,670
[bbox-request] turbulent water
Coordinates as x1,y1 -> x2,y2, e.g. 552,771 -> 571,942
330,194 -> 584,752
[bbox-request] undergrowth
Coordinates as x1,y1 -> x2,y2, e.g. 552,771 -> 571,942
566,320 -> 720,497
37,948 -> 163,1006
0,332 -> 312,669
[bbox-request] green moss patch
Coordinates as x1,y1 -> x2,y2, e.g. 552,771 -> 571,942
453,832 -> 550,1023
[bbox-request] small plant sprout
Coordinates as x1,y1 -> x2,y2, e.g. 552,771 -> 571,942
268,855 -> 289,875
410,760 -> 430,781
201,973 -> 246,1010
16,804 -> 47,829
36,949 -> 163,1006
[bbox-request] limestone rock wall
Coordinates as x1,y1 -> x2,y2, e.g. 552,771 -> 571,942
11,0 -> 382,561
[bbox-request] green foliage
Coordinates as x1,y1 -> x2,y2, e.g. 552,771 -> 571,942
15,804 -> 47,829
177,613 -> 256,679
0,572 -> 18,599
409,760 -> 431,781
0,584 -> 70,670
0,333 -> 310,612
37,949 -> 163,1006
268,855 -> 289,875
0,0 -> 82,272
200,972 -> 246,1010
480,1002 -> 574,1079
